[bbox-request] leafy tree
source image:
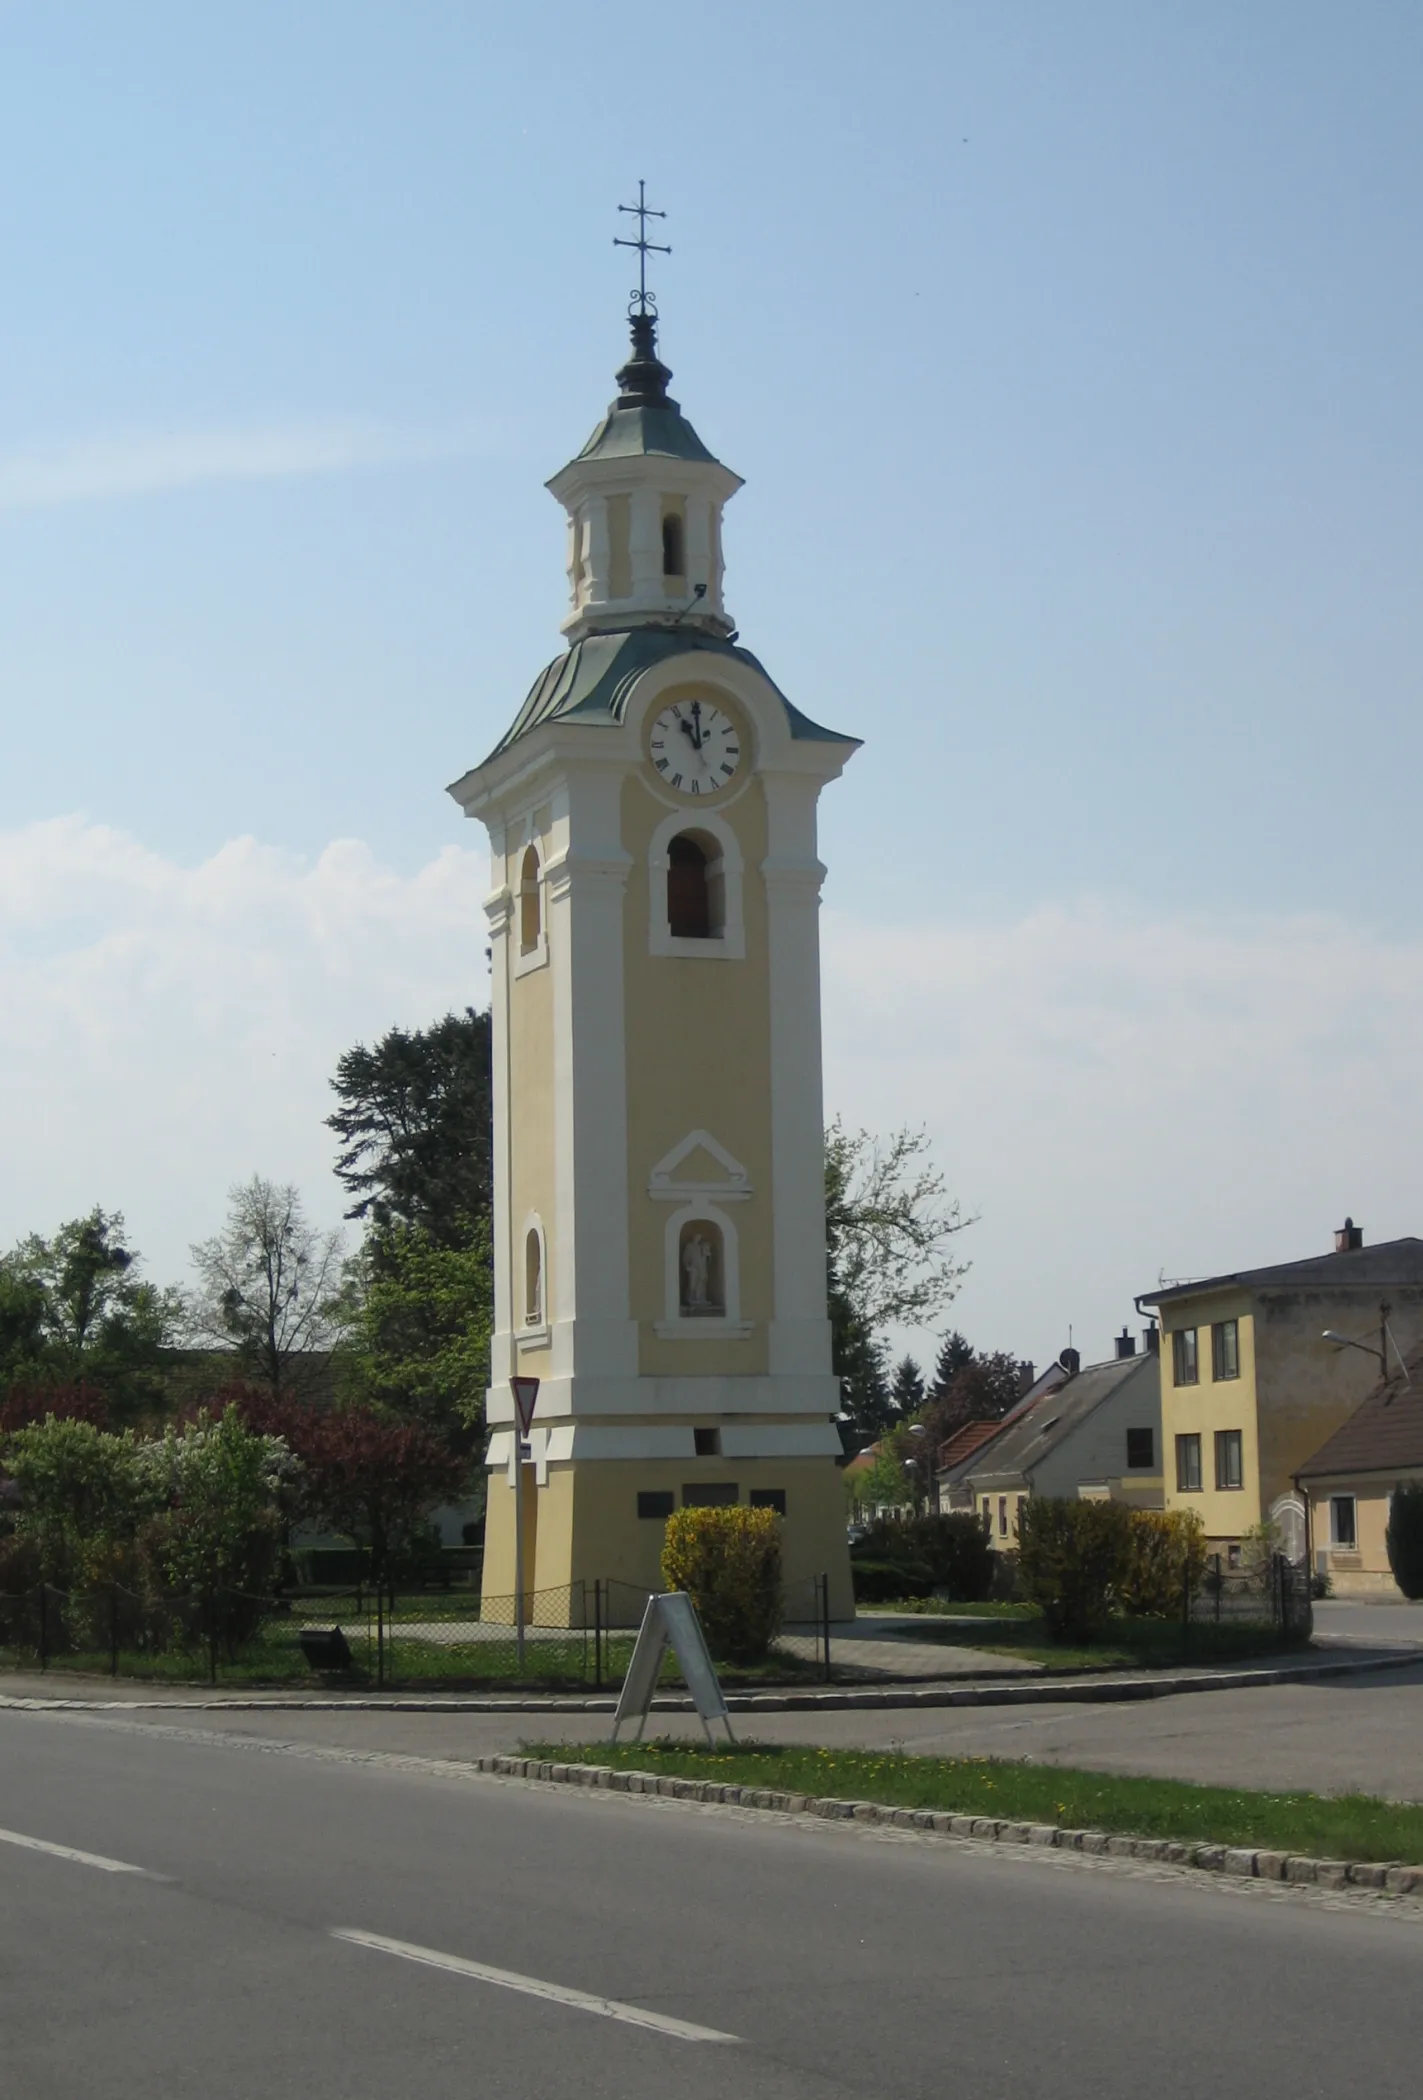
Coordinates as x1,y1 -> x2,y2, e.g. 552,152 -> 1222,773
825,1121 -> 971,1332
846,1442 -> 914,1513
342,1217 -> 492,1437
327,1009 -> 493,1245
293,1406 -> 471,1586
187,1178 -> 350,1398
138,1406 -> 299,1597
0,1211 -> 180,1420
826,1122 -> 971,1445
2,1415 -> 151,1584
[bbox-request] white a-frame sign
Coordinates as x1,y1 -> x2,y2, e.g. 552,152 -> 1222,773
612,1593 -> 735,1745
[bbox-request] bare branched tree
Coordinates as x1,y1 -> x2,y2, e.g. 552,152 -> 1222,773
188,1177 -> 350,1397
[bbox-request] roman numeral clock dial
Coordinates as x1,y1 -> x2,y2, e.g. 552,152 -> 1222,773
648,700 -> 741,796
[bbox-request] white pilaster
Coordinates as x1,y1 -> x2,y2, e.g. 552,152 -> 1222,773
761,774 -> 836,1382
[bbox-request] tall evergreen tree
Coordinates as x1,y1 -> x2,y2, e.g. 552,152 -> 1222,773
890,1354 -> 926,1416
327,1009 -> 492,1246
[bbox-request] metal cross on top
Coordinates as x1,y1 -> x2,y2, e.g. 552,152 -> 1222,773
615,180 -> 671,316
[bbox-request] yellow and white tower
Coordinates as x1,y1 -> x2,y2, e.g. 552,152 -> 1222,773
449,270 -> 858,1620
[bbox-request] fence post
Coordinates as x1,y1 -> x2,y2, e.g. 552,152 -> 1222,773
820,1572 -> 832,1683
109,1582 -> 119,1677
38,1583 -> 48,1672
1213,1552 -> 1222,1623
1181,1558 -> 1191,1663
376,1585 -> 386,1689
593,1579 -> 603,1688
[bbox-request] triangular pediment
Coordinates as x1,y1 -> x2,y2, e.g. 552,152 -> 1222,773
648,1129 -> 751,1199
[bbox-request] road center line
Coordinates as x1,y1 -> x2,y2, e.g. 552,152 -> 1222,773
330,1928 -> 740,2042
0,1824 -> 158,1877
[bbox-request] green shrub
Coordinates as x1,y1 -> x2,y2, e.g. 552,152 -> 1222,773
851,1557 -> 935,1604
1386,1482 -> 1423,1600
852,1512 -> 993,1602
1016,1497 -> 1135,1643
661,1505 -> 783,1663
1117,1508 -> 1208,1617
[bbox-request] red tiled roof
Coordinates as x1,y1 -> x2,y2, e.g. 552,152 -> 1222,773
935,1419 -> 1004,1472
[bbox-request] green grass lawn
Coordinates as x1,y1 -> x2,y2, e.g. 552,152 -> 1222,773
0,1625 -> 826,1693
859,1607 -> 1308,1673
530,1739 -> 1423,1864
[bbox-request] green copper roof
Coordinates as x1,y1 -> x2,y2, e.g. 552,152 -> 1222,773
487,627 -> 857,760
576,404 -> 720,465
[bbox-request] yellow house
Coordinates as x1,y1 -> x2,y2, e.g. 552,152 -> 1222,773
1297,1343 -> 1423,1597
447,287 -> 858,1621
1138,1221 -> 1423,1560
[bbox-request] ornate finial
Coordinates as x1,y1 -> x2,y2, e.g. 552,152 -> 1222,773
614,180 -> 671,318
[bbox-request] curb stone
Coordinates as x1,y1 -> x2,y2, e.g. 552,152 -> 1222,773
471,1752 -> 1423,1898
0,1645 -> 1418,1717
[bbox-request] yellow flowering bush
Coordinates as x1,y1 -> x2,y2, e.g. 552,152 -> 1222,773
660,1505 -> 783,1663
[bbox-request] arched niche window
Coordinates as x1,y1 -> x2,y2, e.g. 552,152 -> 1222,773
661,510 -> 685,580
519,845 -> 542,954
524,1226 -> 543,1327
678,1218 -> 725,1317
667,831 -> 725,941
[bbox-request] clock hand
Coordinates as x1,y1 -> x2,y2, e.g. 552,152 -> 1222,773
689,700 -> 704,750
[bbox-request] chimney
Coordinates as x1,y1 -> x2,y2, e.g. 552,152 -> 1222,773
1334,1216 -> 1364,1254
1144,1324 -> 1160,1355
1115,1328 -> 1136,1360
1058,1346 -> 1081,1377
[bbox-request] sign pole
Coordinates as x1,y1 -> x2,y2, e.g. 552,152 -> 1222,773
509,1376 -> 540,1676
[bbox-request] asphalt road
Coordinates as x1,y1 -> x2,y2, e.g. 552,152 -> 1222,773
14,1651 -> 1423,1801
2,1707 -> 1421,2099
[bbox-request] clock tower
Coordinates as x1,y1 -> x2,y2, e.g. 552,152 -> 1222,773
449,256 -> 858,1622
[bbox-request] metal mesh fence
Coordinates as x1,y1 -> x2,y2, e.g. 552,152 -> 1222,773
1188,1552 -> 1312,1640
0,1574 -> 838,1687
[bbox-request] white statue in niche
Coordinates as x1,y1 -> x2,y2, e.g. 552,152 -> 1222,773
680,1225 -> 723,1315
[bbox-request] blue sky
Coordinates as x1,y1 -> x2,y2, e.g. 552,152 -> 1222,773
3,4 -> 1422,1370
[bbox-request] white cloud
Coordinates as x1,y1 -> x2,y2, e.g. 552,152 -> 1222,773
2,818 -> 1419,1371
0,418 -> 493,508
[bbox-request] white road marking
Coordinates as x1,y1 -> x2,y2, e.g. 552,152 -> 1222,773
0,1824 -> 157,1876
330,1928 -> 740,2042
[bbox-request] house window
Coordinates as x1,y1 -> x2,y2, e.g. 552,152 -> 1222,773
998,1495 -> 1009,1537
750,1488 -> 787,1515
1176,1433 -> 1202,1492
661,510 -> 685,578
682,1483 -> 738,1508
1212,1320 -> 1240,1381
667,833 -> 726,940
693,1427 -> 721,1457
523,1227 -> 543,1327
982,1496 -> 991,1527
1015,1494 -> 1026,1536
1126,1427 -> 1155,1470
1172,1328 -> 1199,1386
519,845 -> 542,953
637,1490 -> 675,1521
1331,1496 -> 1357,1548
1215,1429 -> 1244,1491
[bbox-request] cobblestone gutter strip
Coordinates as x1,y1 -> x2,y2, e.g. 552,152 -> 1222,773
474,1753 -> 1423,1897
0,1646 -> 1415,1716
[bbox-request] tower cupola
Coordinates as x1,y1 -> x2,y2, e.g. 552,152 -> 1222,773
546,305 -> 743,645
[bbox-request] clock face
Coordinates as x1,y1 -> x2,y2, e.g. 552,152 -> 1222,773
648,699 -> 741,797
